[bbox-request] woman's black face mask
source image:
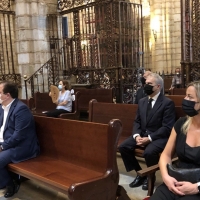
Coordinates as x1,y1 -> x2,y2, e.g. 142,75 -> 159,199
182,99 -> 200,117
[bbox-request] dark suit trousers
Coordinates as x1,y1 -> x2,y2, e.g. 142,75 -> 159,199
0,149 -> 13,188
118,136 -> 163,172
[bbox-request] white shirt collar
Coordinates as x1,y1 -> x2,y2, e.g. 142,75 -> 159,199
2,99 -> 15,110
149,92 -> 160,102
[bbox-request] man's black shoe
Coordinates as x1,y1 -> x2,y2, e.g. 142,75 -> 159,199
4,179 -> 20,198
142,178 -> 148,190
142,175 -> 156,191
129,175 -> 146,188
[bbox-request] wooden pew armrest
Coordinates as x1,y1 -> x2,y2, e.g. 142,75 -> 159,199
137,157 -> 178,177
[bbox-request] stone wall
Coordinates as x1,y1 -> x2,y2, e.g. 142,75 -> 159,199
15,0 -> 58,98
129,0 -> 181,74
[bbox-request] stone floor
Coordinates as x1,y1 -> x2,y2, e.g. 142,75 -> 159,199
0,154 -> 163,200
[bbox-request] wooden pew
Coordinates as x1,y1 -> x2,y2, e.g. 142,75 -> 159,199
31,92 -> 78,117
137,106 -> 185,197
88,100 -> 186,196
170,88 -> 186,95
89,99 -> 139,152
32,92 -> 56,115
167,95 -> 185,106
60,88 -> 114,120
8,116 -> 125,200
20,98 -> 34,110
164,77 -> 172,94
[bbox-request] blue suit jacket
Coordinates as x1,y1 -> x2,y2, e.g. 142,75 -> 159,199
0,99 -> 40,163
133,93 -> 176,148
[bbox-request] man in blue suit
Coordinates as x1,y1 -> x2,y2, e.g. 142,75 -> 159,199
0,81 -> 40,198
119,73 -> 175,190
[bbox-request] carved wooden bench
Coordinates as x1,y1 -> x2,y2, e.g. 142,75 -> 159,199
60,88 -> 114,120
8,116 -> 124,200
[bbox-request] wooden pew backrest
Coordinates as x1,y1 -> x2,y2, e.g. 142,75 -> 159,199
34,92 -> 56,112
8,116 -> 122,199
89,99 -> 138,147
167,95 -> 185,106
170,88 -> 186,95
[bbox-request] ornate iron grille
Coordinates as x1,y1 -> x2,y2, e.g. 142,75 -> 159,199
25,1 -> 143,103
181,0 -> 200,84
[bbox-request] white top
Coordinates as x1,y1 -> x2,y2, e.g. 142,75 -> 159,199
0,99 -> 15,142
56,90 -> 72,112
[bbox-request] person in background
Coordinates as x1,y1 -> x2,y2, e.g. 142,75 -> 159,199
0,81 -> 40,198
134,70 -> 152,104
46,80 -> 72,118
150,81 -> 200,200
169,68 -> 182,90
119,73 -> 175,191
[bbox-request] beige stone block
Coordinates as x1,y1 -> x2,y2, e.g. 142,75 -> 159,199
173,14 -> 181,22
30,2 -> 39,15
17,30 -> 32,40
18,53 -> 30,64
174,7 -> 181,14
33,41 -> 49,52
34,52 -> 49,64
38,2 -> 48,15
47,4 -> 58,14
19,41 -> 30,53
32,29 -> 46,40
17,17 -> 31,29
174,41 -> 181,49
31,16 -> 47,29
16,2 -> 30,15
155,54 -> 164,61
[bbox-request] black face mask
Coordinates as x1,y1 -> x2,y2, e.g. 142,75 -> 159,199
140,77 -> 146,85
144,84 -> 154,95
182,99 -> 200,117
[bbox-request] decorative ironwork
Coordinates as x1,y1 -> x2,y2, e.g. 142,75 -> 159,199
181,0 -> 200,84
0,74 -> 21,86
25,1 -> 143,103
58,0 -> 112,11
0,0 -> 10,10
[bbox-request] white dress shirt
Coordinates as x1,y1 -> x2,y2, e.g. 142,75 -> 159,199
0,99 -> 15,142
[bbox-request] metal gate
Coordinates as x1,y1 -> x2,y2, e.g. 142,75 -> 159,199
58,1 -> 144,103
181,0 -> 200,85
25,1 -> 143,103
0,2 -> 20,85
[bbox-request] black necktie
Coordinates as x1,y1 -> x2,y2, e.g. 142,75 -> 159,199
147,98 -> 153,117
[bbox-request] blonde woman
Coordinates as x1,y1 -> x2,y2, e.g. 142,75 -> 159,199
150,81 -> 200,200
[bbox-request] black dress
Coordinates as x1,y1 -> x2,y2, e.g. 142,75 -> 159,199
150,117 -> 200,200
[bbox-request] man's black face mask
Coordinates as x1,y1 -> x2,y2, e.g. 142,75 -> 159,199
144,84 -> 154,95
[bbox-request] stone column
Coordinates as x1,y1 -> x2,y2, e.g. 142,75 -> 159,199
15,0 -> 57,98
150,0 -> 181,73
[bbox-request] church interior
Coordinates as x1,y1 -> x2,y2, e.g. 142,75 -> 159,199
0,0 -> 199,199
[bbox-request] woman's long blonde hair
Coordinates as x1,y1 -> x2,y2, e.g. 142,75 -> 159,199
182,81 -> 200,134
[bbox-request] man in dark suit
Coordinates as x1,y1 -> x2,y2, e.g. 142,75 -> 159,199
134,70 -> 152,104
0,81 -> 40,197
119,73 -> 175,190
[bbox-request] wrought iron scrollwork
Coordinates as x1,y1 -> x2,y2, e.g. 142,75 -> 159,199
0,0 -> 10,10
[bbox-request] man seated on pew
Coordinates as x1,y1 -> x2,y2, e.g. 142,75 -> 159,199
0,81 -> 40,198
119,73 -> 176,191
134,70 -> 152,104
